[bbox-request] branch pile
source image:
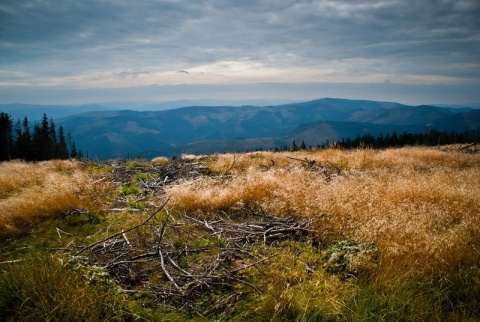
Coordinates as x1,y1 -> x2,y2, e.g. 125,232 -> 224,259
111,158 -> 210,191
73,203 -> 317,307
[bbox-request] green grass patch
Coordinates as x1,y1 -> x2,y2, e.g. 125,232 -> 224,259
120,182 -> 142,195
0,252 -> 131,321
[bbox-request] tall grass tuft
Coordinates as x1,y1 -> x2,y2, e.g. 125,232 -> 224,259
0,160 -> 104,240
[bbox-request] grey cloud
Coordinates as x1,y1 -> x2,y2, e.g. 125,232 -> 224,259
116,71 -> 151,79
1,0 -> 479,103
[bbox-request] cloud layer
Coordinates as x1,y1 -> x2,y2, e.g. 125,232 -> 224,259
1,0 -> 479,103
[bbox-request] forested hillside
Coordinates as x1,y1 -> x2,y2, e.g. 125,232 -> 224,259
54,98 -> 479,159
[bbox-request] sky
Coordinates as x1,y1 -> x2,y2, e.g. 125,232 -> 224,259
1,0 -> 479,106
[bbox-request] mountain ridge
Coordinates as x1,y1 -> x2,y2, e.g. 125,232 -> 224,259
2,98 -> 478,159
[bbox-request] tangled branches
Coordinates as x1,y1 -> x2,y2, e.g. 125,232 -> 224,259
72,202 -> 316,307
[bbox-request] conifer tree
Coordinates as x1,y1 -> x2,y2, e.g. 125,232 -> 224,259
291,140 -> 298,151
300,140 -> 306,150
0,112 -> 13,161
70,141 -> 78,158
58,126 -> 69,159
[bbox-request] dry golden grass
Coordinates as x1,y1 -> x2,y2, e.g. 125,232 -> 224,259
167,147 -> 480,280
3,148 -> 476,320
0,160 -> 102,240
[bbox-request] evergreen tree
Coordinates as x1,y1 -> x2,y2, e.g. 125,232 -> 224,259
0,112 -> 13,161
300,140 -> 306,150
48,118 -> 58,158
58,126 -> 69,159
35,113 -> 51,160
291,140 -> 299,151
13,119 -> 23,158
0,112 -> 78,161
70,141 -> 78,158
22,117 -> 32,160
32,123 -> 43,161
390,131 -> 399,146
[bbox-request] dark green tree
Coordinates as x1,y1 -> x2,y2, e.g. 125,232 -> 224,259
291,140 -> 299,151
57,126 -> 69,159
0,112 -> 13,161
70,141 -> 78,159
300,140 -> 306,150
48,118 -> 58,158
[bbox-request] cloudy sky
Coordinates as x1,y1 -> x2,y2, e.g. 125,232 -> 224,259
1,0 -> 479,105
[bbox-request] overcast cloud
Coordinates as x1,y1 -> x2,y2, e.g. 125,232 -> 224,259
1,0 -> 479,105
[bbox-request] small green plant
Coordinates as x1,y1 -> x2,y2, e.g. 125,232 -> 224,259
132,172 -> 154,182
124,159 -> 148,170
322,239 -> 379,278
128,200 -> 147,209
65,256 -> 123,292
61,209 -> 104,226
121,182 -> 142,195
83,161 -> 113,175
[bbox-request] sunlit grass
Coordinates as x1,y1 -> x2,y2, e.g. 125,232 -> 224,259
1,147 -> 479,320
0,160 -> 105,240
167,147 -> 480,319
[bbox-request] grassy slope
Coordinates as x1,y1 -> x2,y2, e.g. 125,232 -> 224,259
0,147 -> 479,321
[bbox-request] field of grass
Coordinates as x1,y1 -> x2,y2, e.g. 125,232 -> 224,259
1,147 -> 479,321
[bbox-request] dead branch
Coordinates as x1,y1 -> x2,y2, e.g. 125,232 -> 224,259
287,156 -> 316,167
157,210 -> 183,291
74,198 -> 169,256
223,153 -> 237,176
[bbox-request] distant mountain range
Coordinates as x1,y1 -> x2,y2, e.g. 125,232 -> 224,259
1,98 -> 479,159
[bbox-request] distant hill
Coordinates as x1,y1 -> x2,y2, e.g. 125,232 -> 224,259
3,98 -> 478,159
432,109 -> 480,131
0,103 -> 114,121
48,98 -> 479,159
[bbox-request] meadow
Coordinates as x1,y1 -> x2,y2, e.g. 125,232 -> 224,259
0,147 -> 479,321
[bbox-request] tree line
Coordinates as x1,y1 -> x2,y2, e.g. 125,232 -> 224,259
0,112 -> 81,162
275,128 -> 480,152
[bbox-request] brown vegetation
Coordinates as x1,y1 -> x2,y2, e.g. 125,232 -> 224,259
167,147 -> 480,281
1,147 -> 479,320
0,160 -> 103,239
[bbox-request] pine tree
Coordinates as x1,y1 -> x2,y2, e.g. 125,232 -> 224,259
32,123 -> 43,161
0,112 -> 13,161
37,113 -> 51,160
300,140 -> 306,150
70,141 -> 78,158
58,126 -> 69,159
0,112 -> 78,161
48,118 -> 58,158
291,140 -> 299,151
13,119 -> 23,158
22,117 -> 32,160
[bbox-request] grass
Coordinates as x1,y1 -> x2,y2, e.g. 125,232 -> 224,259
0,147 -> 479,320
168,148 -> 480,278
0,160 -> 105,240
166,147 -> 480,319
0,252 -> 130,321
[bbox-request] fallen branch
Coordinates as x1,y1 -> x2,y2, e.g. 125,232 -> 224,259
74,198 -> 169,256
156,209 -> 183,291
0,259 -> 24,264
